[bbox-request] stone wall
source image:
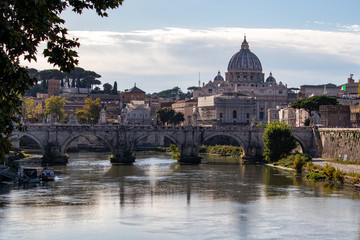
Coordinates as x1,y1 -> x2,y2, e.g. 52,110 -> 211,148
319,128 -> 360,162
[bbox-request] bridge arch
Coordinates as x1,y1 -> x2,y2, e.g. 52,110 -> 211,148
202,132 -> 248,155
292,134 -> 308,154
61,133 -> 113,154
134,131 -> 180,149
10,132 -> 45,154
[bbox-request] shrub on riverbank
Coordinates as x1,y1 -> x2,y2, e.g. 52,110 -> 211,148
321,164 -> 344,183
200,145 -> 243,157
306,171 -> 326,181
275,153 -> 312,173
169,144 -> 180,159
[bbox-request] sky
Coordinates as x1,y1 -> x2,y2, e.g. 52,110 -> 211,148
25,0 -> 360,93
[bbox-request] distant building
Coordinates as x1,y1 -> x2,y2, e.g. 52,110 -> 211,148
122,100 -> 154,125
145,97 -> 161,118
193,37 -> 293,124
196,93 -> 256,126
267,107 -> 280,124
279,107 -> 297,127
319,105 -> 351,128
172,98 -> 198,126
47,79 -> 60,96
298,83 -> 338,98
338,74 -> 359,98
123,84 -> 146,103
350,105 -> 360,127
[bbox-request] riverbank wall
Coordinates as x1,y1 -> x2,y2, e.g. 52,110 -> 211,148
318,128 -> 360,162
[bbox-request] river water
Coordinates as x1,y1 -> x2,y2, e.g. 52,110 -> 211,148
1,152 -> 360,240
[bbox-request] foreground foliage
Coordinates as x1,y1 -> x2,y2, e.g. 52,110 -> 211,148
0,0 -> 124,162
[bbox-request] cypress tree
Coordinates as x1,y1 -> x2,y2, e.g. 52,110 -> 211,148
112,81 -> 118,95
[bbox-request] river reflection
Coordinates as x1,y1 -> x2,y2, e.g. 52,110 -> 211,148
1,152 -> 360,240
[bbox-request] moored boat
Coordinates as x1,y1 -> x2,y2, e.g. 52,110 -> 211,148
40,168 -> 55,181
18,168 -> 40,184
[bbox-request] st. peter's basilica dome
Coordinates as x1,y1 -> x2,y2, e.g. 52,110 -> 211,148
225,36 -> 264,84
227,36 -> 262,72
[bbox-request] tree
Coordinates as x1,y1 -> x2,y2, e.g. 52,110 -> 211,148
156,108 -> 176,126
75,98 -> 102,125
187,86 -> 200,94
263,121 -> 297,163
156,107 -> 185,126
103,83 -> 113,94
169,112 -> 185,126
43,96 -> 67,123
23,98 -> 42,123
112,81 -> 118,95
0,0 -> 123,161
292,95 -> 338,114
152,86 -> 191,99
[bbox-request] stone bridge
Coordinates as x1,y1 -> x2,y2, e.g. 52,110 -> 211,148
10,124 -> 319,165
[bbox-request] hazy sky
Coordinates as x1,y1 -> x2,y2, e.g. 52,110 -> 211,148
26,0 -> 360,93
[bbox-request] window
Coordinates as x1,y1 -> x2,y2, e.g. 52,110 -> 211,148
219,113 -> 223,118
233,110 -> 237,119
208,89 -> 213,94
246,113 -> 250,118
259,112 -> 264,120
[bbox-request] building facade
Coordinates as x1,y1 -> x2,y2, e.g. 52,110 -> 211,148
123,100 -> 153,125
171,98 -> 198,126
193,36 -> 291,124
319,105 -> 351,128
195,93 -> 256,126
298,84 -> 338,98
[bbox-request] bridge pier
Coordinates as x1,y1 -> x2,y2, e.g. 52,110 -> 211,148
178,141 -> 202,164
110,154 -> 135,164
41,143 -> 69,165
178,155 -> 202,164
110,147 -> 136,164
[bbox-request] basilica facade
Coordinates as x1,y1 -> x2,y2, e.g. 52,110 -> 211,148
194,36 -> 291,125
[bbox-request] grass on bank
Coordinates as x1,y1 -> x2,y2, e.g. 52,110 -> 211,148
331,158 -> 360,165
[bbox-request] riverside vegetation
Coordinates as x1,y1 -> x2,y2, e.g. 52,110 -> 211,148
165,144 -> 243,160
272,154 -> 360,186
262,121 -> 360,188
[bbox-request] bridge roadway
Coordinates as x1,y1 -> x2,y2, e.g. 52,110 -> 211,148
10,124 -> 319,165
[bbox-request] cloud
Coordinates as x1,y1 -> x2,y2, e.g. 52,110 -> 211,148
24,27 -> 360,92
338,24 -> 360,32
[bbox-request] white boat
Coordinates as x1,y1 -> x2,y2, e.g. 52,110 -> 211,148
40,168 -> 55,181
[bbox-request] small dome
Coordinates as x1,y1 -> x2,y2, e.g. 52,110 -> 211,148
227,36 -> 262,72
214,71 -> 224,82
266,72 -> 276,83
